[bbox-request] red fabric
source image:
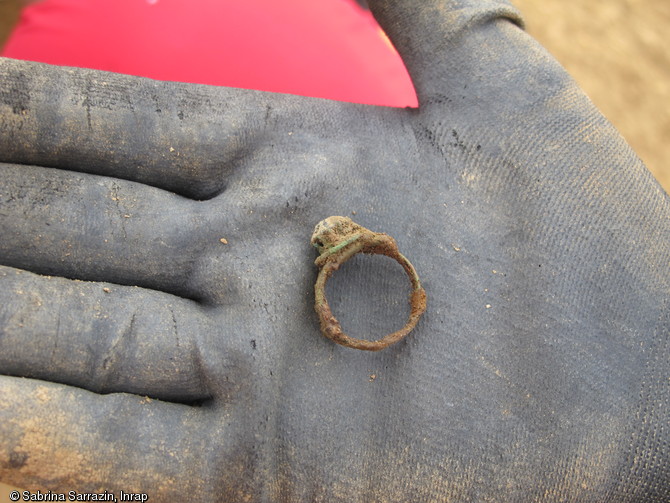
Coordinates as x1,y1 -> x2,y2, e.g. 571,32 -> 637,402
1,0 -> 417,107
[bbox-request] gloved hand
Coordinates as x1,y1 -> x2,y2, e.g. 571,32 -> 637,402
1,0 -> 668,501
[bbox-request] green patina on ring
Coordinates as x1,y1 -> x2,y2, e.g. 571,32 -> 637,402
311,216 -> 427,351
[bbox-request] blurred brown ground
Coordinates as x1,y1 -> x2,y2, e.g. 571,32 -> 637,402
0,0 -> 668,500
512,0 -> 670,193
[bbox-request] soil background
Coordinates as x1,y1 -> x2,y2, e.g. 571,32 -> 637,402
0,0 -> 668,501
512,0 -> 670,193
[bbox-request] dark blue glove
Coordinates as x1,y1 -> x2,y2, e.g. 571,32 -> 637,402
1,1 -> 668,501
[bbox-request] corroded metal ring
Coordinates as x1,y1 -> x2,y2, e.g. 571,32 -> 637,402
311,216 -> 427,351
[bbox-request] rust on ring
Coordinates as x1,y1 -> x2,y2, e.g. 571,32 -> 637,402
311,216 -> 427,351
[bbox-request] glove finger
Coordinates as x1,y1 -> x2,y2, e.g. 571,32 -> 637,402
0,266 -> 214,402
367,0 -> 523,100
0,376 -> 238,500
0,57 -> 270,200
0,162 -> 234,302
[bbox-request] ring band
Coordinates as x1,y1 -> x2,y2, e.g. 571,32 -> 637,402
311,216 -> 427,351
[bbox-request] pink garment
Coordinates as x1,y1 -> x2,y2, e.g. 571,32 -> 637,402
2,0 -> 417,107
